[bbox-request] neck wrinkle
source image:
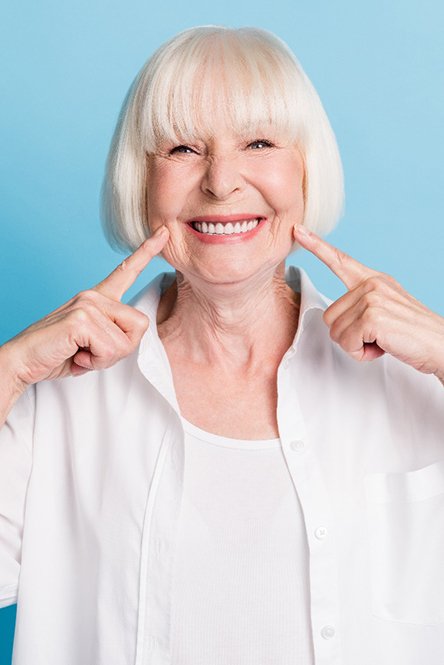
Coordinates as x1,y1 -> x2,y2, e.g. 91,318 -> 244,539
156,263 -> 301,367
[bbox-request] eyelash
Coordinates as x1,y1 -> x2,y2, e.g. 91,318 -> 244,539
169,139 -> 274,154
169,145 -> 195,154
249,139 -> 273,150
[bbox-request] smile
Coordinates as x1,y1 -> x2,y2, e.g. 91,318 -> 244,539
185,215 -> 267,243
190,219 -> 261,235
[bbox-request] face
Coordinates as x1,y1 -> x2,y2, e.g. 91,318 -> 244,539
145,118 -> 305,285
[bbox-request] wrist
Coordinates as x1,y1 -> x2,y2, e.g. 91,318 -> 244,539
0,342 -> 29,427
0,341 -> 28,398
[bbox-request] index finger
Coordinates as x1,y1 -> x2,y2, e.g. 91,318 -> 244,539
94,225 -> 169,301
293,224 -> 378,289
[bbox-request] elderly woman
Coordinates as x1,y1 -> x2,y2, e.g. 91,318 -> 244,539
1,25 -> 444,665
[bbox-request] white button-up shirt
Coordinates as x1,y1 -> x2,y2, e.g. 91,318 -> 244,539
1,265 -> 443,665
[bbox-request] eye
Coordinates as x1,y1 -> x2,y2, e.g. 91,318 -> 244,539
248,139 -> 274,150
169,144 -> 196,155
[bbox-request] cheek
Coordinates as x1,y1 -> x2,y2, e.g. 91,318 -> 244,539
146,163 -> 190,220
259,159 -> 304,215
147,175 -> 174,216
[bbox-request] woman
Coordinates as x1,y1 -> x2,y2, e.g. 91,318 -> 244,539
1,25 -> 443,665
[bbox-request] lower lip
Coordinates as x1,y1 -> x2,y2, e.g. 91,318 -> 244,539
185,219 -> 267,244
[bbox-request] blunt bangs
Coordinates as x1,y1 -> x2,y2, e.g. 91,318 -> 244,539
101,25 -> 344,252
142,28 -> 303,152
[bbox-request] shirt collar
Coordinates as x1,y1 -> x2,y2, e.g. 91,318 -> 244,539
131,266 -> 331,408
283,265 -> 332,352
286,264 -> 331,315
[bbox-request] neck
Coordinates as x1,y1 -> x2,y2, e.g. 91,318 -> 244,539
157,262 -> 300,368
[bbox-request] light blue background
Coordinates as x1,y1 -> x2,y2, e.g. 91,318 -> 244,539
1,0 -> 443,660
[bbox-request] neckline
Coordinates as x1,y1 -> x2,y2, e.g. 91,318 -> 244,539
180,416 -> 281,450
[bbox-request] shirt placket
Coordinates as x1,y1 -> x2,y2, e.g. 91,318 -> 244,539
277,346 -> 343,665
134,327 -> 185,665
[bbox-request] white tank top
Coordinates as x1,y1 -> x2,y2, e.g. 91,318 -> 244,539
169,417 -> 315,664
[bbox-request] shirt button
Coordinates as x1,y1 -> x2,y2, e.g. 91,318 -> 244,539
321,625 -> 336,640
283,358 -> 291,369
290,439 -> 305,452
314,526 -> 328,540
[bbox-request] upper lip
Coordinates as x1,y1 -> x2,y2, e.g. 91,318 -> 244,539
187,214 -> 266,223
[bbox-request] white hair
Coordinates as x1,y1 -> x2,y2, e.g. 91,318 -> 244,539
101,25 -> 344,252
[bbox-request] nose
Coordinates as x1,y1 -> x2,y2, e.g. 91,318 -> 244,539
200,155 -> 244,200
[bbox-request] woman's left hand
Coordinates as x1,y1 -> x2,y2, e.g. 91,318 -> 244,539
293,224 -> 444,384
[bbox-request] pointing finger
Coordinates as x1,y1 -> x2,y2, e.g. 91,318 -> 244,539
94,225 -> 169,301
293,224 -> 378,290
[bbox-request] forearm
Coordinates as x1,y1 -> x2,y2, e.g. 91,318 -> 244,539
0,343 -> 27,428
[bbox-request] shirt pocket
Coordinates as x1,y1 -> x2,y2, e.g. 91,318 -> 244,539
364,459 -> 444,625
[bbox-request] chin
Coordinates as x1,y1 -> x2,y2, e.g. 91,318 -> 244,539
180,255 -> 284,286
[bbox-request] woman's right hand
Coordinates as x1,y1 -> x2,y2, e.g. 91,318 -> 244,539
2,225 -> 170,389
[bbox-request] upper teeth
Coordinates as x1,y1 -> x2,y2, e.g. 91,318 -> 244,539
191,219 -> 261,235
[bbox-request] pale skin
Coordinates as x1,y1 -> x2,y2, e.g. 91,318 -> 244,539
1,124 -> 443,435
293,224 -> 444,385
0,228 -> 169,426
147,122 -> 444,437
148,124 -> 305,438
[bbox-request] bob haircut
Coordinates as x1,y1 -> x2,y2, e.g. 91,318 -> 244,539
101,25 -> 344,253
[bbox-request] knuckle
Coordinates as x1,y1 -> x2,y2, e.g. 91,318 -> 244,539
117,335 -> 133,355
136,312 -> 150,330
322,308 -> 332,325
361,306 -> 384,326
69,307 -> 91,324
364,274 -> 396,293
329,323 -> 340,343
100,344 -> 117,363
349,349 -> 365,362
122,305 -> 150,331
69,300 -> 100,324
77,289 -> 100,303
336,331 -> 349,349
362,290 -> 384,307
364,275 -> 384,290
117,259 -> 140,279
103,328 -> 133,359
125,332 -> 143,353
382,272 -> 400,287
333,248 -> 347,267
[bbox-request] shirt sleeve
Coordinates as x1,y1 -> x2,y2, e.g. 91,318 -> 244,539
0,385 -> 35,608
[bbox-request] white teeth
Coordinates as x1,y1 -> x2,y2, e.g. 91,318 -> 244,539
191,219 -> 261,235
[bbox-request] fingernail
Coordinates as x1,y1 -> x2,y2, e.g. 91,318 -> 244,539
153,225 -> 168,238
294,224 -> 311,238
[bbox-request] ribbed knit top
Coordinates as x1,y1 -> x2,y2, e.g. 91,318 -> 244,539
167,417 -> 315,664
